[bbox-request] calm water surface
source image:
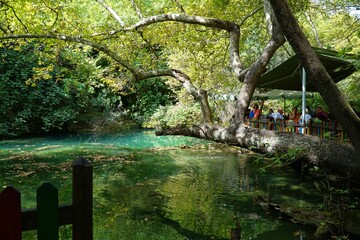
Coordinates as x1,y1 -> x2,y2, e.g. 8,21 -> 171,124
0,130 -> 319,239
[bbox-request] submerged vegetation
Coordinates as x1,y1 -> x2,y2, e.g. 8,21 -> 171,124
1,131 -> 359,239
0,132 -> 323,239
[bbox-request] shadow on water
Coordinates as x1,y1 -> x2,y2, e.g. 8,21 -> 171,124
0,130 -> 320,239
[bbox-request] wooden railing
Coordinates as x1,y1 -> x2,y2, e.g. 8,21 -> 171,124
247,119 -> 348,143
0,157 -> 93,240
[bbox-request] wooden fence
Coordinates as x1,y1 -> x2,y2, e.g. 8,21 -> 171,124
247,119 -> 348,142
0,157 -> 93,240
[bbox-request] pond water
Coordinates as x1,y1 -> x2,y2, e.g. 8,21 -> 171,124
0,130 -> 321,239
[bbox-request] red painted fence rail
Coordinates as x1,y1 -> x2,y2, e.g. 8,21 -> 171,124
0,157 -> 93,240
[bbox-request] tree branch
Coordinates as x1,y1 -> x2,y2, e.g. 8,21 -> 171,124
231,0 -> 285,128
83,13 -> 244,78
239,6 -> 262,26
0,23 -> 8,34
1,1 -> 29,33
0,33 -> 199,90
0,34 -> 136,75
120,14 -> 235,32
0,10 -> 248,122
130,0 -> 143,19
108,14 -> 244,79
304,12 -> 323,48
172,0 -> 186,13
97,0 -> 125,27
42,1 -> 59,31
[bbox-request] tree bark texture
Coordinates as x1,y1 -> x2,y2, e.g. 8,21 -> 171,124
156,124 -> 360,182
231,1 -> 285,128
269,0 -> 360,156
171,70 -> 213,124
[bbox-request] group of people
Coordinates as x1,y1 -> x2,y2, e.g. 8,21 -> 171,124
248,103 -> 329,124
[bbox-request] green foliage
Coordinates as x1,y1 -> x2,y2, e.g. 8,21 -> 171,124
0,44 -> 77,137
122,77 -> 176,123
338,74 -> 360,113
0,42 -> 131,138
284,147 -> 305,161
143,102 -> 202,128
0,40 -> 178,137
255,147 -> 305,172
0,0 -> 358,132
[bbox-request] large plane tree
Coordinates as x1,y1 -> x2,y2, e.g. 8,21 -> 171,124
0,0 -> 359,176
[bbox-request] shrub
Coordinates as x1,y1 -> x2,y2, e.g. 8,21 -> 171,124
143,102 -> 202,128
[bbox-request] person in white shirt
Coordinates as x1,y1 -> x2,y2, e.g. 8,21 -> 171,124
271,109 -> 284,121
299,109 -> 312,124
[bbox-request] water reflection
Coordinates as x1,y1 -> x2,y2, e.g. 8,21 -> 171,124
93,149 -> 316,240
0,131 -> 317,239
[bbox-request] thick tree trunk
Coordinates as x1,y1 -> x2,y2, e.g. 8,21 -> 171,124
156,124 -> 360,182
197,89 -> 213,124
231,0 -> 285,128
269,0 -> 360,156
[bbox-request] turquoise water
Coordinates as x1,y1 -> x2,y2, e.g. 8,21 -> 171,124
0,130 -> 210,151
0,130 -> 318,239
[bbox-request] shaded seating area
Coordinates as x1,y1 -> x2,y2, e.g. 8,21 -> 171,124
249,47 -> 357,143
246,118 -> 348,142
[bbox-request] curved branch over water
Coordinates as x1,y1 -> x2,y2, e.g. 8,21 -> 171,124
111,13 -> 244,78
156,123 -> 360,183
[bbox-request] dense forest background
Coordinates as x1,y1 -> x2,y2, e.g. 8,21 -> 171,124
0,0 -> 359,139
0,43 -> 176,137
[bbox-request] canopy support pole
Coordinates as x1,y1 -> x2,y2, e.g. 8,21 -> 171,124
283,98 -> 286,113
301,67 -> 306,127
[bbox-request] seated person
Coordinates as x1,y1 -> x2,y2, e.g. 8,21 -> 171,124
271,109 -> 284,121
249,109 -> 255,119
307,105 -> 316,118
299,109 -> 312,124
316,106 -> 329,121
267,108 -> 274,122
289,107 -> 300,123
250,103 -> 262,120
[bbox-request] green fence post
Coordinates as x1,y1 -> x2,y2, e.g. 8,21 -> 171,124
37,182 -> 59,240
72,157 -> 93,240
